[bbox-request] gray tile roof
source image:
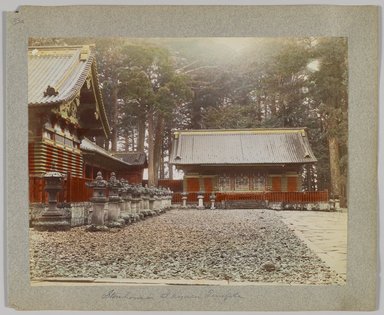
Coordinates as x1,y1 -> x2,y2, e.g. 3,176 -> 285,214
80,138 -> 132,167
28,45 -> 111,137
28,46 -> 92,106
112,152 -> 147,166
170,128 -> 317,165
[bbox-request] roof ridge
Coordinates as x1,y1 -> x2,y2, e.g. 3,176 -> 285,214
28,45 -> 95,50
174,128 -> 307,136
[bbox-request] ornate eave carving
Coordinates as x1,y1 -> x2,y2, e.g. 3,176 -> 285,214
43,85 -> 59,97
51,94 -> 80,126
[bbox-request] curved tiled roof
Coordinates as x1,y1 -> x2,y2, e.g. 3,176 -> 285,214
28,45 -> 111,136
80,138 -> 133,168
112,152 -> 147,166
170,128 -> 317,165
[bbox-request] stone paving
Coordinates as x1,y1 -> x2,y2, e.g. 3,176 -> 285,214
30,209 -> 346,285
278,210 -> 347,280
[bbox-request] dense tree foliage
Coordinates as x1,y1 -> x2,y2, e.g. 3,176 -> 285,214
29,37 -> 348,205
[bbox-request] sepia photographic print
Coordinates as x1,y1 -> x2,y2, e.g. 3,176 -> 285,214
27,36 -> 348,286
5,5 -> 378,312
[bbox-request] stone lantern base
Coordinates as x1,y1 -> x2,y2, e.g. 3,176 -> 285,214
34,211 -> 71,231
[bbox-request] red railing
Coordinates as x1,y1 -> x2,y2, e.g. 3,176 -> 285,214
142,179 -> 183,192
172,191 -> 329,204
171,192 -> 211,203
172,192 -> 183,204
29,176 -> 93,204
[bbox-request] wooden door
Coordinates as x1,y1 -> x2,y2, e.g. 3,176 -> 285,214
287,177 -> 298,192
204,178 -> 213,192
186,178 -> 200,192
271,176 -> 282,191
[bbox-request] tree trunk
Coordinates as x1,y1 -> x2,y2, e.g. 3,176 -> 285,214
168,131 -> 173,179
159,143 -> 165,179
137,116 -> 146,152
153,114 -> 164,185
328,136 -> 341,198
110,86 -> 118,151
147,111 -> 156,186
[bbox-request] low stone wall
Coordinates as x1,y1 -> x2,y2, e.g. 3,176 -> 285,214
30,202 -> 92,227
29,204 -> 45,227
69,202 -> 93,226
270,201 -> 330,211
178,200 -> 331,211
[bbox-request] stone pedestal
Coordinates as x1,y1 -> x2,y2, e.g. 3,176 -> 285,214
132,198 -> 141,219
126,194 -> 132,212
182,197 -> 188,208
91,202 -> 106,225
197,193 -> 205,210
131,198 -> 137,212
210,193 -> 216,210
136,194 -> 144,219
121,194 -> 128,213
166,188 -> 173,208
108,199 -> 121,222
152,195 -> 160,214
329,199 -> 335,210
106,172 -> 123,226
161,196 -> 166,211
87,171 -> 108,228
181,192 -> 188,209
120,189 -> 132,224
149,197 -> 155,211
335,198 -> 340,211
141,195 -> 148,216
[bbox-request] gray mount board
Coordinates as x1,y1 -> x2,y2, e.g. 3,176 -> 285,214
5,5 -> 378,311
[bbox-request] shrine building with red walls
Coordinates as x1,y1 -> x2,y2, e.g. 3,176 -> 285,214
28,45 -> 146,204
170,128 -> 329,208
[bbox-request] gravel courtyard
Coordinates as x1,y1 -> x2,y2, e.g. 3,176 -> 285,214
30,209 -> 345,285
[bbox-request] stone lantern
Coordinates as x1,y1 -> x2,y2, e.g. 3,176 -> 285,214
142,184 -> 152,216
160,186 -> 167,212
126,183 -> 136,219
34,170 -> 70,231
148,186 -> 156,214
130,185 -> 141,220
119,179 -> 128,212
119,179 -> 131,224
88,171 -> 108,226
167,187 -> 173,209
181,192 -> 188,208
137,185 -> 145,219
197,191 -> 205,210
154,187 -> 162,214
107,172 -> 123,224
210,192 -> 216,210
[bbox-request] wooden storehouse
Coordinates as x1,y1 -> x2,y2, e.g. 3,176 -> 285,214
170,128 -> 328,207
28,45 -> 146,203
111,152 -> 148,184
